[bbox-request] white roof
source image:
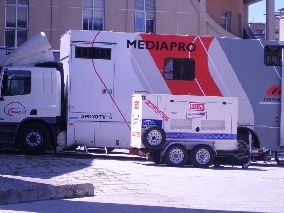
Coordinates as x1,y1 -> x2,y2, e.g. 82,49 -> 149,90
1,32 -> 54,66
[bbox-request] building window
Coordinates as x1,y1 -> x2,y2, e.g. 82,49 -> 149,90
135,0 -> 156,33
164,58 -> 195,81
221,9 -> 231,32
5,0 -> 28,47
83,0 -> 104,30
2,70 -> 31,96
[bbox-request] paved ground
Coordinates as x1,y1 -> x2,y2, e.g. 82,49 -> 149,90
0,149 -> 284,213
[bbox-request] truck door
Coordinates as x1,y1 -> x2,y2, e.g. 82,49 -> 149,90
69,42 -> 115,114
0,69 -> 33,123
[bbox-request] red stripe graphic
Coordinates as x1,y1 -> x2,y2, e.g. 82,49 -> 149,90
140,34 -> 222,96
92,32 -> 131,130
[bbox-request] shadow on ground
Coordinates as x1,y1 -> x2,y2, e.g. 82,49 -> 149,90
0,148 -> 144,179
0,199 -> 268,213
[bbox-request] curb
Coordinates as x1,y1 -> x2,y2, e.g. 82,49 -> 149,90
0,182 -> 94,205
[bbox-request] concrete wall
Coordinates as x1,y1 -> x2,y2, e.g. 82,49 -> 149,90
206,0 -> 244,36
0,0 -> 5,45
0,0 -> 249,49
105,0 -> 134,32
156,0 -> 200,35
29,0 -> 82,49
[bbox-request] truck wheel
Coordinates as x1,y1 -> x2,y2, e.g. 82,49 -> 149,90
164,145 -> 188,167
149,151 -> 162,164
17,122 -> 50,155
190,145 -> 214,168
237,128 -> 259,149
142,126 -> 166,150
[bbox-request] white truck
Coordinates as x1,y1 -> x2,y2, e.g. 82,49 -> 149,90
131,94 -> 252,168
0,30 -> 283,162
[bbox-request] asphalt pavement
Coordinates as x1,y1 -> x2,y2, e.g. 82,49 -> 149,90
0,148 -> 284,213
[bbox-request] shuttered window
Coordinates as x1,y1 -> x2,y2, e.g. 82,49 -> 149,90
75,46 -> 111,60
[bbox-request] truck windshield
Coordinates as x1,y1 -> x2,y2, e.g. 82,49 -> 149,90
1,70 -> 31,96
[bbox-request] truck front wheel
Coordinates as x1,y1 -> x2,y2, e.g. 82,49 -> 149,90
17,122 -> 50,155
190,145 -> 214,168
164,145 -> 188,167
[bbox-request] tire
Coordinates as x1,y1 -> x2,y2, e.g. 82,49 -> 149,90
142,126 -> 166,150
242,160 -> 250,169
17,122 -> 50,155
237,140 -> 249,151
149,151 -> 162,164
164,145 -> 188,167
190,145 -> 214,168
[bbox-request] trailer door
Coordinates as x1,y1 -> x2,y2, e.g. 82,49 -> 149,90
69,43 -> 115,113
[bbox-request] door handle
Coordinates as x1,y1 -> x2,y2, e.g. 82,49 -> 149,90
102,89 -> 112,94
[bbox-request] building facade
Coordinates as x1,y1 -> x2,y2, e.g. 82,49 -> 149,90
0,0 -> 261,50
249,22 -> 265,39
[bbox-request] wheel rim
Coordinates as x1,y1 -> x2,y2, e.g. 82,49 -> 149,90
169,148 -> 184,164
147,130 -> 162,146
25,130 -> 43,147
195,149 -> 210,164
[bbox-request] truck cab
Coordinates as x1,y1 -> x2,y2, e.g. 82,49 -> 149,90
0,32 -> 64,154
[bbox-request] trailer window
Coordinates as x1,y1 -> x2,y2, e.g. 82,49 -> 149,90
164,58 -> 195,80
75,46 -> 111,60
2,70 -> 31,96
264,45 -> 282,66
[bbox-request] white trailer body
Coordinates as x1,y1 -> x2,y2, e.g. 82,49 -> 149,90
0,30 -> 283,159
59,30 -> 284,154
130,94 -> 251,167
131,94 -> 238,151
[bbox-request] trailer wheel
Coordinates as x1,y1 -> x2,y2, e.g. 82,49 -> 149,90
17,122 -> 50,155
149,151 -> 162,164
164,145 -> 188,167
142,126 -> 166,150
242,160 -> 250,169
190,145 -> 214,168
